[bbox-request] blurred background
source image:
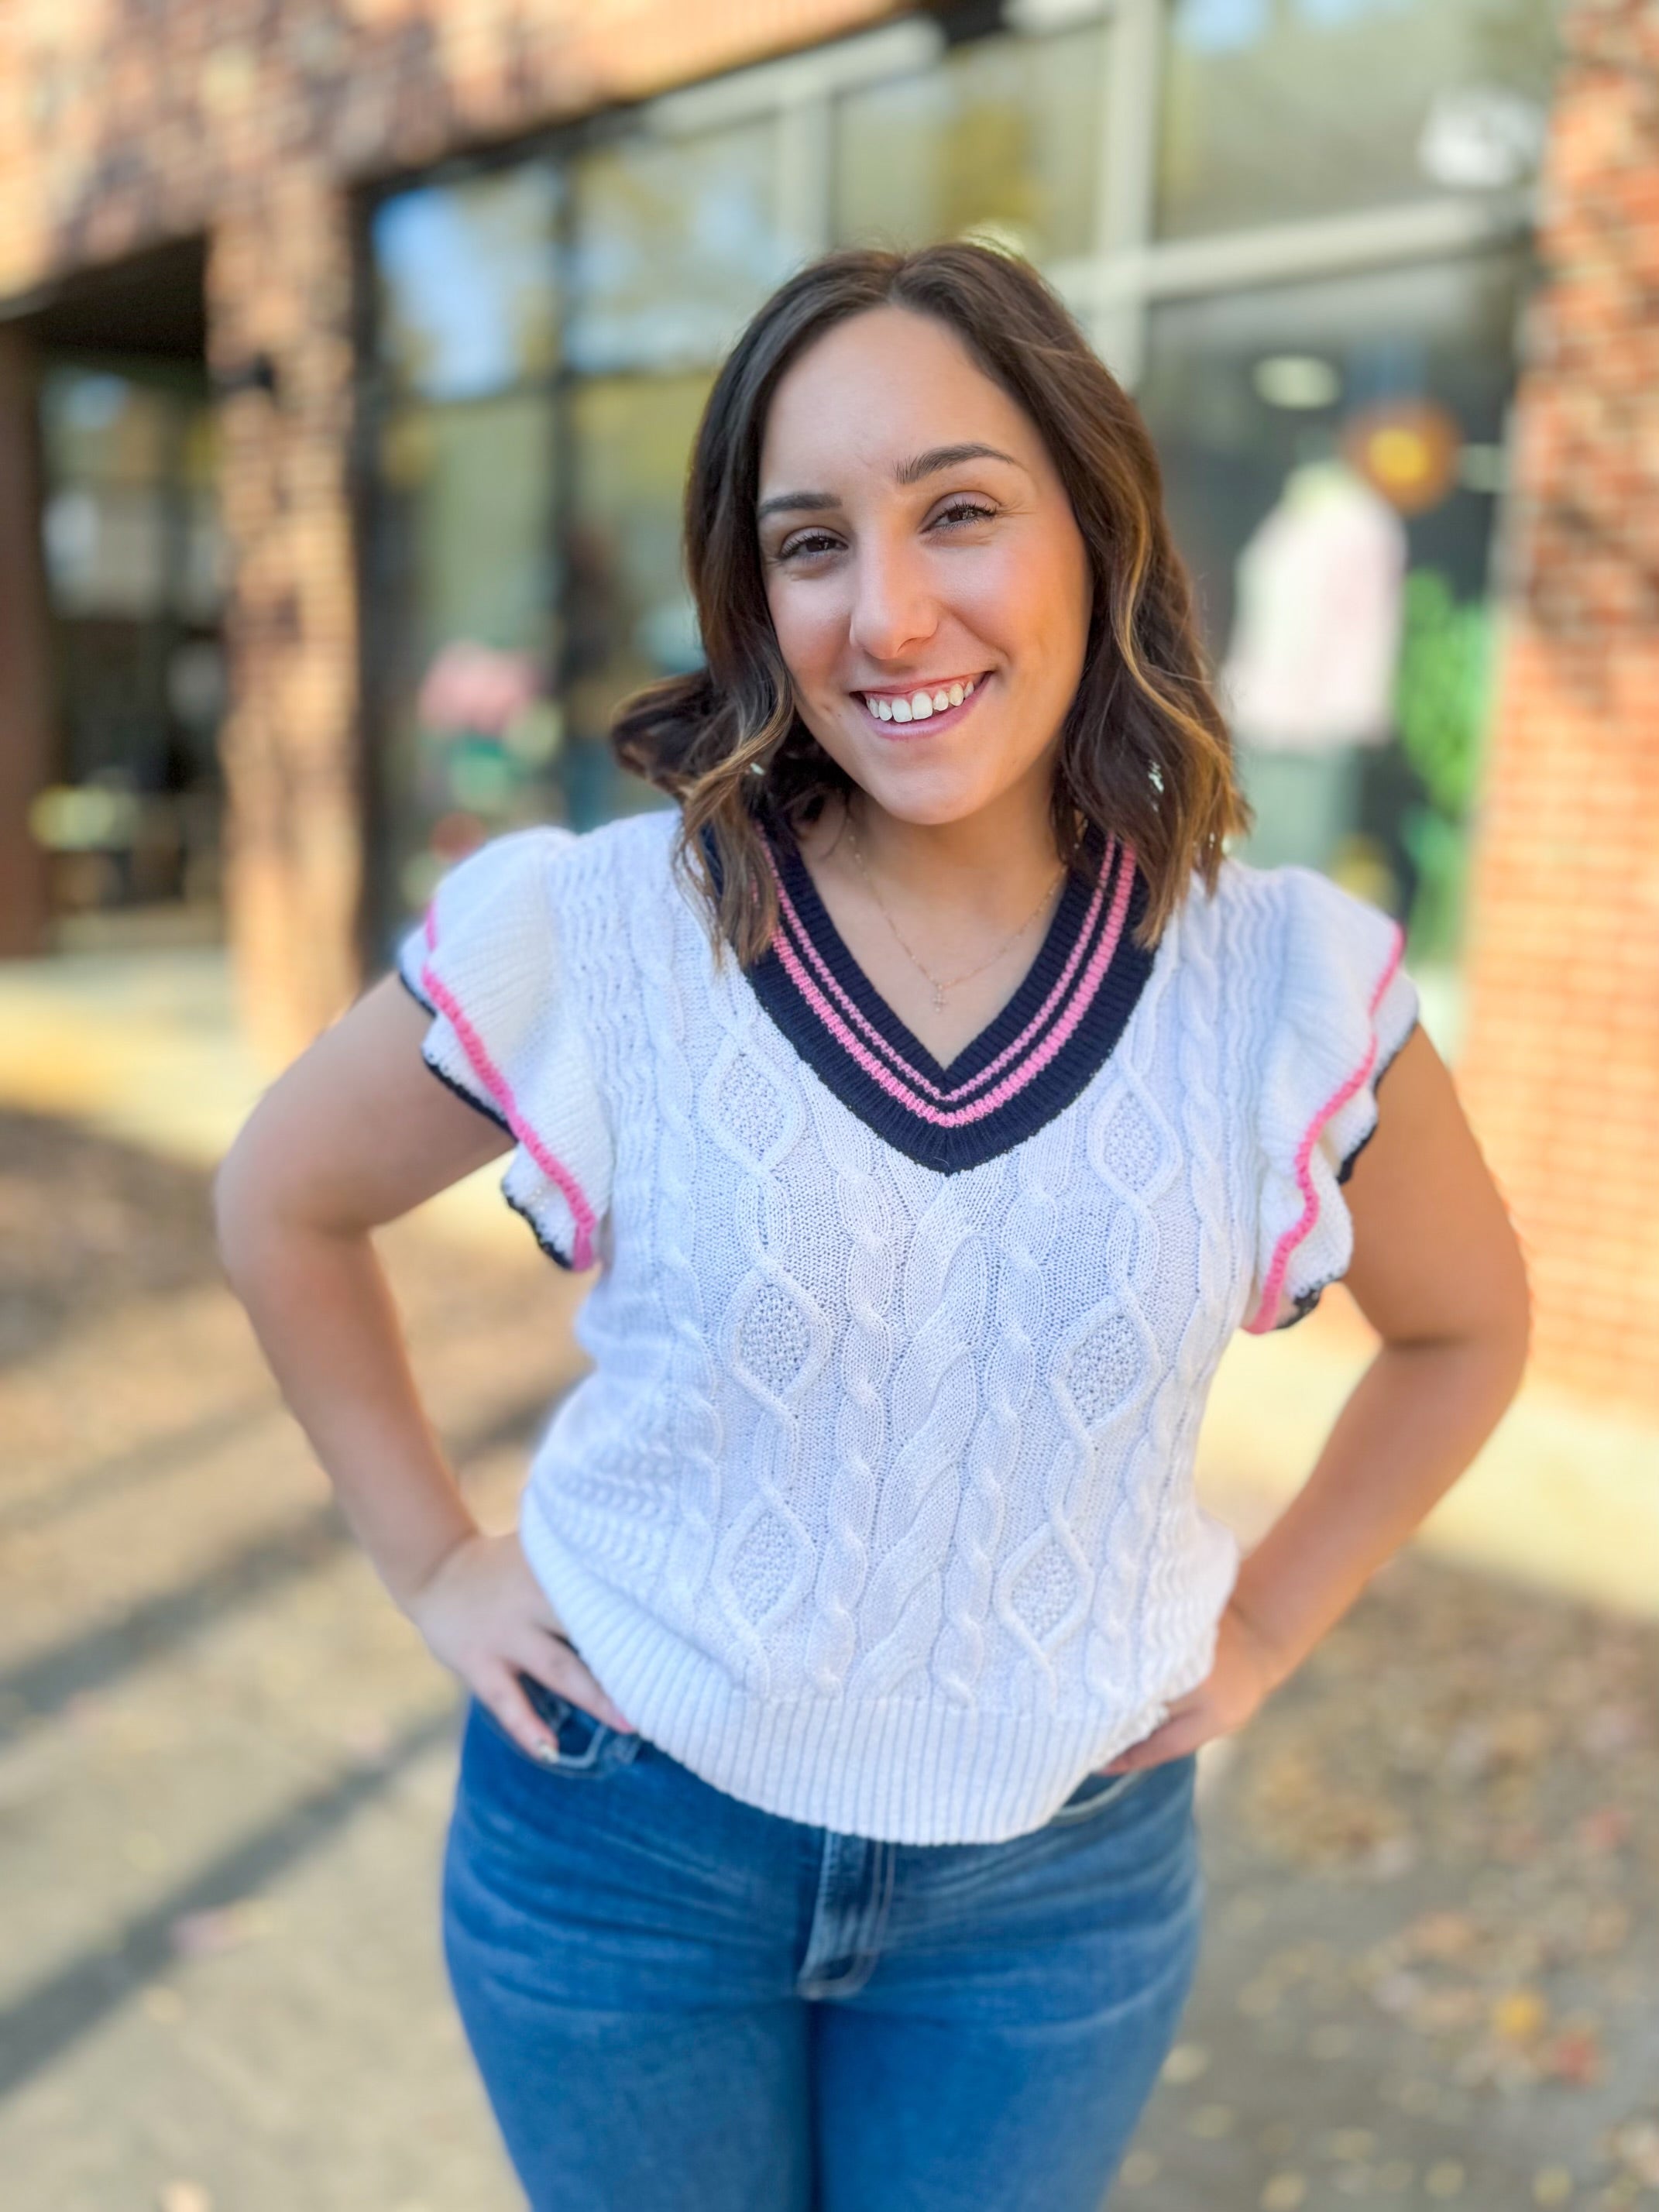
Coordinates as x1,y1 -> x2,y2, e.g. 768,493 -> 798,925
1,2 -> 1656,2207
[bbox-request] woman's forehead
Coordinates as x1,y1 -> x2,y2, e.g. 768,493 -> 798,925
760,309 -> 1037,484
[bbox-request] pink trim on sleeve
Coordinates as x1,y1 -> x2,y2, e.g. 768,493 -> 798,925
421,907 -> 598,1271
1244,926 -> 1405,1336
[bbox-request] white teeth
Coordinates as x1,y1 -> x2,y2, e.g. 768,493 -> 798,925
864,678 -> 982,723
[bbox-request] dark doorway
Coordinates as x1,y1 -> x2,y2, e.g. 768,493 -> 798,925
16,239 -> 226,947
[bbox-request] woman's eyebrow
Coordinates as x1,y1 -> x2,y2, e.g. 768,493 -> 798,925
895,441 -> 1026,486
757,487 -> 840,523
756,442 -> 1028,522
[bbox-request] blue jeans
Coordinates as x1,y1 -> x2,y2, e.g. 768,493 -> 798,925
442,1680 -> 1204,2212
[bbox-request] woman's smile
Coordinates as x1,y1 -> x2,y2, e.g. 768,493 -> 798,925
854,672 -> 990,735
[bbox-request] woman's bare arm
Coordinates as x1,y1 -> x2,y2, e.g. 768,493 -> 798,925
215,975 -> 510,1603
214,974 -> 632,1754
1227,1022 -> 1532,1678
1108,1022 -> 1531,1771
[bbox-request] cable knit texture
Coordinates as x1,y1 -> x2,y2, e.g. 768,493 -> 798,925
399,810 -> 1419,1844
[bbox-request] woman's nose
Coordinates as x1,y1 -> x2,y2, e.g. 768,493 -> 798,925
847,541 -> 939,663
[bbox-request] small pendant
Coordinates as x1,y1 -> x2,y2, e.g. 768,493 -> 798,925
932,983 -> 946,1012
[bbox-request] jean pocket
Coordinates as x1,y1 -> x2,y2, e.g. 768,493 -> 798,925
479,1674 -> 637,1778
1046,1765 -> 1144,1826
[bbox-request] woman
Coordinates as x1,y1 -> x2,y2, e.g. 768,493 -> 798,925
215,244 -> 1530,2210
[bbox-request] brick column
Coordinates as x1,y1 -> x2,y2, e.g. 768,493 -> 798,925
0,328 -> 53,957
208,171 -> 364,1065
1459,1 -> 1659,1415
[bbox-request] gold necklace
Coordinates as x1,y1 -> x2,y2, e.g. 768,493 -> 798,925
844,823 -> 1066,1013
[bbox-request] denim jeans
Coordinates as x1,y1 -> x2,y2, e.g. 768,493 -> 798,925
441,1680 -> 1204,2212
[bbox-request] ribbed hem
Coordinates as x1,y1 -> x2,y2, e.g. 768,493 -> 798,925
520,1488 -> 1228,1846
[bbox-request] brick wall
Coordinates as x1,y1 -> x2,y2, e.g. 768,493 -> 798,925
1461,0 -> 1659,1413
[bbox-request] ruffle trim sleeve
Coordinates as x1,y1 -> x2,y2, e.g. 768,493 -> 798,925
397,828 -> 611,1273
1243,865 -> 1420,1334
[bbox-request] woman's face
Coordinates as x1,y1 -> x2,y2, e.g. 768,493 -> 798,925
757,305 -> 1094,830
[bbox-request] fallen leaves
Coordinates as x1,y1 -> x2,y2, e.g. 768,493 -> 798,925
1132,1547 -> 1659,2203
1539,2021 -> 1603,2086
169,1898 -> 276,1960
1260,2174 -> 1307,2211
1606,2118 -> 1659,2189
1159,2042 -> 1210,2085
1490,1987 -> 1549,2044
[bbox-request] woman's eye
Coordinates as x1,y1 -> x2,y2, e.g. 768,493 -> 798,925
778,530 -> 843,562
775,501 -> 995,563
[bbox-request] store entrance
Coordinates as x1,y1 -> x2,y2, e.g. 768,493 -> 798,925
23,239 -> 225,949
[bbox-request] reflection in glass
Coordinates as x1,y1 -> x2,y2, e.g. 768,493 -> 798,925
834,24 -> 1108,262
1139,252 -> 1524,967
33,365 -> 227,923
373,398 -> 561,911
41,369 -> 172,486
562,376 -> 712,829
567,123 -> 790,373
41,371 -> 179,619
1158,0 -> 1557,239
373,167 -> 559,400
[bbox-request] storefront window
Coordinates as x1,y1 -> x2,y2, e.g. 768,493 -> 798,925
1138,250 -> 1525,981
371,397 -> 560,914
368,115 -> 785,919
833,21 -> 1108,263
1158,0 -> 1558,241
566,121 -> 792,374
34,365 -> 225,924
562,375 -> 713,829
373,167 -> 559,402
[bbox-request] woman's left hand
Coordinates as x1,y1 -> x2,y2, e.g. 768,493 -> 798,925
1098,1599 -> 1283,1774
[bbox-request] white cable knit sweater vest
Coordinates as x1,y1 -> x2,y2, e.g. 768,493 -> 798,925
400,808 -> 1418,1844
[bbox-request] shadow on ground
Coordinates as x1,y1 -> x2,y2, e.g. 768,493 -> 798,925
0,1109 -> 224,1369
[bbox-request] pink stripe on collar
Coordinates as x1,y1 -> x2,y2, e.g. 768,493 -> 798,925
766,841 -> 1136,1132
768,840 -> 1118,1105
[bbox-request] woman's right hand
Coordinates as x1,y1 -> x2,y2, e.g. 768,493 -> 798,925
406,1530 -> 635,1760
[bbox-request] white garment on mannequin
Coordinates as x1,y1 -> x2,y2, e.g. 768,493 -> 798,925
1221,460 -> 1407,754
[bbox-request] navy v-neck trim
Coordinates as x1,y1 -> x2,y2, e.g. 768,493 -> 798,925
734,823 -> 1155,1175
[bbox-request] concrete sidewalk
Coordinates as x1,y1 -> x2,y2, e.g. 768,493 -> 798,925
5,945 -> 1655,1626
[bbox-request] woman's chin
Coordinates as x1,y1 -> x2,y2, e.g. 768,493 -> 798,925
851,781 -> 994,830
826,738 -> 988,823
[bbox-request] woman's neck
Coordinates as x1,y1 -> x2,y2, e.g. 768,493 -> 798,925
811,785 -> 1065,923
793,782 -> 1075,1066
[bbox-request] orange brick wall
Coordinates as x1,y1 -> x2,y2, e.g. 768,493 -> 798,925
1462,0 -> 1659,1413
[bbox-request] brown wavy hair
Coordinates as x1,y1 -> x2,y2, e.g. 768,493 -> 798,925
611,241 -> 1250,965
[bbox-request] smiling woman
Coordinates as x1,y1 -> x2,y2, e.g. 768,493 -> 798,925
217,238 -> 1530,2212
